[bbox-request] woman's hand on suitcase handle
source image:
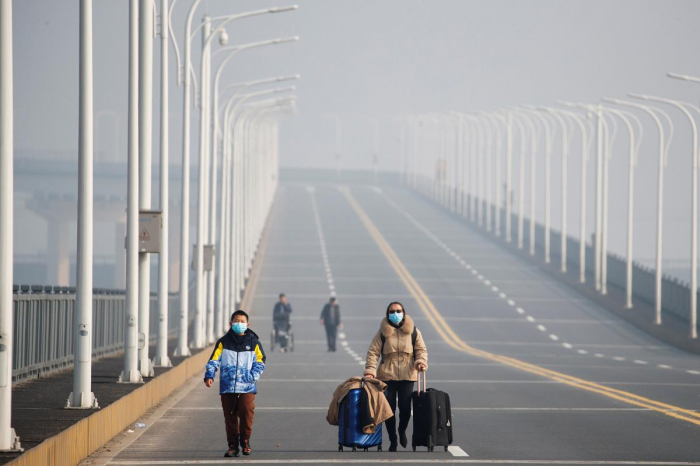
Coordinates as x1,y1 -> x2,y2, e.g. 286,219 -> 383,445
416,363 -> 427,372
364,374 -> 374,379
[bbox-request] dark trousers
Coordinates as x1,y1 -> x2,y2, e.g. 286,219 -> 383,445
384,380 -> 414,441
324,324 -> 337,351
221,393 -> 256,448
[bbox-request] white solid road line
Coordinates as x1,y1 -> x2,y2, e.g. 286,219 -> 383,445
169,406 -> 700,412
107,460 -> 700,465
449,446 -> 470,456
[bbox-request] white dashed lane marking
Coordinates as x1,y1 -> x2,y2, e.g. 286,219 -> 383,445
310,187 -> 361,365
377,191 -> 700,376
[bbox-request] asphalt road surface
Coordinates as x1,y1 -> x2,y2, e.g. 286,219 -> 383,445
88,183 -> 700,465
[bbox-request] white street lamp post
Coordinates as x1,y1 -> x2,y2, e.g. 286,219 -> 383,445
171,0 -> 198,358
490,113 -> 507,237
217,88 -> 296,329
667,72 -> 700,338
556,103 -> 594,283
208,40 -> 298,338
632,93 -> 698,337
120,0 -> 144,384
541,107 -> 573,272
510,112 -> 535,251
67,0 -> 99,408
505,112 -> 513,242
511,115 -> 526,248
600,106 -> 642,308
562,102 -> 613,294
216,78 -> 299,332
137,0 -> 155,378
524,108 -> 555,262
189,5 -> 298,349
153,0 -> 172,368
604,98 -> 674,324
0,0 -> 22,451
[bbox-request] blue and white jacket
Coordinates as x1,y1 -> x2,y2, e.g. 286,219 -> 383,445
204,328 -> 266,394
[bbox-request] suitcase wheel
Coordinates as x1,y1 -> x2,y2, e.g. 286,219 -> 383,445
444,446 -> 449,452
338,445 -> 343,452
352,446 -> 357,452
428,446 -> 434,452
363,447 -> 368,452
377,445 -> 382,452
412,446 -> 416,452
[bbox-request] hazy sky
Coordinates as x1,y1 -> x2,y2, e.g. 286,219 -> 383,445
10,0 -> 700,271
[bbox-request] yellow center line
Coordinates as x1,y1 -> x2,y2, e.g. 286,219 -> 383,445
341,187 -> 700,428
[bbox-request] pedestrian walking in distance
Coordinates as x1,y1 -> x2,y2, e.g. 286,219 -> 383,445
363,302 -> 428,452
204,310 -> 266,458
320,296 -> 342,351
272,293 -> 293,352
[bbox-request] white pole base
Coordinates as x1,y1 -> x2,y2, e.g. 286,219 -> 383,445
173,346 -> 191,357
152,356 -> 172,368
118,369 -> 144,384
66,391 -> 99,410
138,359 -> 155,378
0,428 -> 23,453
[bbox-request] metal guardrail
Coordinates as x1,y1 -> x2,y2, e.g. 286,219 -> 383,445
11,285 -> 180,383
515,212 -> 696,325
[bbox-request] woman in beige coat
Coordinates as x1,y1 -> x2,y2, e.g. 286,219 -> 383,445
364,302 -> 428,451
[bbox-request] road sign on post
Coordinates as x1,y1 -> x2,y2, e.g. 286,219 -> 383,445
138,210 -> 162,253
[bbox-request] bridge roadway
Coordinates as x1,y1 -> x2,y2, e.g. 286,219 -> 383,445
85,183 -> 700,465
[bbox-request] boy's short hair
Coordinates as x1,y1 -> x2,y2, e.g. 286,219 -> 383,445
231,310 -> 249,322
279,293 -> 286,298
329,296 -> 336,303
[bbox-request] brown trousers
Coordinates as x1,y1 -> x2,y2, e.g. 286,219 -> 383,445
220,393 -> 256,447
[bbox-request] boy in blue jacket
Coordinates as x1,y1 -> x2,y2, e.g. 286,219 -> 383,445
204,310 -> 266,457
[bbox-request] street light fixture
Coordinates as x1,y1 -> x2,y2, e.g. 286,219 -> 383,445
216,87 -> 296,333
205,37 -> 298,340
631,93 -> 700,337
523,107 -> 557,262
604,97 -> 674,324
170,2 -> 298,351
555,103 -> 595,283
559,101 -> 609,292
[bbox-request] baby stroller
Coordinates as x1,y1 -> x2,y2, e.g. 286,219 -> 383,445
270,316 -> 295,352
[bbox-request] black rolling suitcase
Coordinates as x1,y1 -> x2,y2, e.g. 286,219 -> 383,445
411,371 -> 453,452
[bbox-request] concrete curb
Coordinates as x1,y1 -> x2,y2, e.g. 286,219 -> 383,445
6,344 -> 214,466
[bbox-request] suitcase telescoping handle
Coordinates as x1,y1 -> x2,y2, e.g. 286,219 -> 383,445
417,370 -> 427,394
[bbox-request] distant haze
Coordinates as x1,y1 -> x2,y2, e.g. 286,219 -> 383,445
10,1 -> 700,283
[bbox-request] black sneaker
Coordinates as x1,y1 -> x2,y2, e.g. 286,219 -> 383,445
224,445 -> 240,457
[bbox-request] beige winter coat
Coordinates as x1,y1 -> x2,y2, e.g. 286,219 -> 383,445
363,315 -> 428,382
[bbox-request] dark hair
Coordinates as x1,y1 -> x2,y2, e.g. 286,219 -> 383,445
231,310 -> 249,322
279,293 -> 286,298
385,301 -> 405,319
330,296 -> 336,302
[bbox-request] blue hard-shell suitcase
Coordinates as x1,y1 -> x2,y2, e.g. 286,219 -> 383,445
338,386 -> 383,451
